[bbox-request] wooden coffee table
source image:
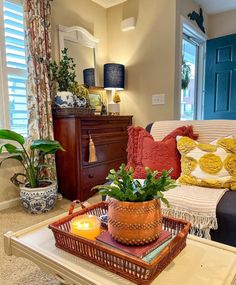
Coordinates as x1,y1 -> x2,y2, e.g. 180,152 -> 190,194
4,210 -> 236,285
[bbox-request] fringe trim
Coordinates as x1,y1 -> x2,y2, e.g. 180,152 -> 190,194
162,207 -> 218,240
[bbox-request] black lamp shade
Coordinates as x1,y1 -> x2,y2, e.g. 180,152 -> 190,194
104,63 -> 125,90
83,68 -> 95,86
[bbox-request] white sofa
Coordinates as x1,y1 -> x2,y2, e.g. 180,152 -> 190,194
146,120 -> 236,247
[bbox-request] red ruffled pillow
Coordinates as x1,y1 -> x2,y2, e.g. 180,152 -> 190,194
127,125 -> 198,179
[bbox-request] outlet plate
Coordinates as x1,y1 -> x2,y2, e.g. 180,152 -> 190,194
152,94 -> 165,105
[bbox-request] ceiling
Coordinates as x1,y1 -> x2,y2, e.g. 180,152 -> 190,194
91,0 -> 127,8
92,0 -> 236,13
194,0 -> 236,14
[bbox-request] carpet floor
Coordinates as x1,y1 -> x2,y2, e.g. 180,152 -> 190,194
0,195 -> 100,285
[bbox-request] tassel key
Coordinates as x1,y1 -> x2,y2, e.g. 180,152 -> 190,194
88,135 -> 97,163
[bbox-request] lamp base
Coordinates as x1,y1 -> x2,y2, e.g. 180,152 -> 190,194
108,103 -> 120,116
109,112 -> 120,116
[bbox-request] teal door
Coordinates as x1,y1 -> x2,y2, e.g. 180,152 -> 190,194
204,34 -> 236,119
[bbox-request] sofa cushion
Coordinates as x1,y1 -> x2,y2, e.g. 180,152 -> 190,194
210,190 -> 236,246
127,126 -> 198,179
177,136 -> 236,190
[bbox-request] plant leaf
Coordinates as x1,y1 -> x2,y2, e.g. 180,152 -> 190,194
0,143 -> 22,154
160,197 -> 170,208
30,140 -> 65,153
0,129 -> 25,145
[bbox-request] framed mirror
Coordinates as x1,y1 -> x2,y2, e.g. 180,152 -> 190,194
58,25 -> 100,87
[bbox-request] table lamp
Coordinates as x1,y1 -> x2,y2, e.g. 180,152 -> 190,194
104,63 -> 125,115
83,68 -> 95,87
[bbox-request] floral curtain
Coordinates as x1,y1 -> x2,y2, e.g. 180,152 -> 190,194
24,0 -> 55,179
24,0 -> 53,141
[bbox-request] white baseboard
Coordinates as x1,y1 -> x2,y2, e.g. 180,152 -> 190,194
0,197 -> 20,211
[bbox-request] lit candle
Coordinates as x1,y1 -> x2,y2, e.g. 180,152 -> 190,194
70,215 -> 101,240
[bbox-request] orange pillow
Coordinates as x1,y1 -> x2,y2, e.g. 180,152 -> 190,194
127,125 -> 198,179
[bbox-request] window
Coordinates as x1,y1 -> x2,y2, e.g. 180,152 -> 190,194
0,0 -> 27,136
180,18 -> 206,121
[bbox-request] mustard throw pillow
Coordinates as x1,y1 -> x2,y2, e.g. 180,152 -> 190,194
176,136 -> 236,190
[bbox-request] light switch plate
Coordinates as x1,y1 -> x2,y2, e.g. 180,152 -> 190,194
152,94 -> 165,105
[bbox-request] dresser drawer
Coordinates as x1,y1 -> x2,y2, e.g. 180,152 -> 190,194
81,160 -> 125,198
81,118 -> 131,136
82,141 -> 127,165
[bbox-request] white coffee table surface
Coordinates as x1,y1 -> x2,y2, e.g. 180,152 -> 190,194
4,210 -> 236,285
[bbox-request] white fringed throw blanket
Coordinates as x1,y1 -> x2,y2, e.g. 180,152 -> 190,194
161,185 -> 228,239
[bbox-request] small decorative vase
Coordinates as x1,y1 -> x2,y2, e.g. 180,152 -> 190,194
20,181 -> 58,214
108,198 -> 162,245
54,91 -> 75,108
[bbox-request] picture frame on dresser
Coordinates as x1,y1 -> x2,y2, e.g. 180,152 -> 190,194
88,87 -> 107,115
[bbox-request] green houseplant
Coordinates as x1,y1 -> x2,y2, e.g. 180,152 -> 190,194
68,82 -> 90,108
50,48 -> 77,108
181,57 -> 191,90
0,129 -> 64,214
94,164 -> 176,245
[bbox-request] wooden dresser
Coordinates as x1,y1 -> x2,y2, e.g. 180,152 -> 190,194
53,113 -> 132,201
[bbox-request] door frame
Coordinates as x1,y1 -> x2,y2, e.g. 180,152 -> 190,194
178,16 -> 207,120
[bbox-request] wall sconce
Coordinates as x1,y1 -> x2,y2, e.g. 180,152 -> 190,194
83,68 -> 95,87
121,17 -> 136,32
104,63 -> 125,115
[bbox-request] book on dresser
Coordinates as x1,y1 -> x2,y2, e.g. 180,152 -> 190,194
53,113 -> 132,202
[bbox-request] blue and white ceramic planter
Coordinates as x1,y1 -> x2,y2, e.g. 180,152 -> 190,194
54,91 -> 75,108
20,181 -> 58,214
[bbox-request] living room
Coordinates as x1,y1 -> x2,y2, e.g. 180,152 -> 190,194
0,0 -> 236,284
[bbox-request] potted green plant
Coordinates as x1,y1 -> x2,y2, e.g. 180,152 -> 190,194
94,164 -> 176,245
68,82 -> 90,108
50,48 -> 77,108
0,129 -> 64,214
181,57 -> 191,90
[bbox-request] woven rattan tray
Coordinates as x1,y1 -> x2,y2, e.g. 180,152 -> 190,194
49,201 -> 191,285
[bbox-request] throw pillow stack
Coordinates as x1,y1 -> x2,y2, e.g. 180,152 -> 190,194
127,125 -> 236,190
127,126 -> 198,179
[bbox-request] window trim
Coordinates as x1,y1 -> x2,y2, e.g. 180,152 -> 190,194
177,16 -> 207,120
0,0 -> 26,157
0,0 -> 28,136
0,0 -> 10,129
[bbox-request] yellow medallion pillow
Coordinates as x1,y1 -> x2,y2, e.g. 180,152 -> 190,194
177,136 -> 236,190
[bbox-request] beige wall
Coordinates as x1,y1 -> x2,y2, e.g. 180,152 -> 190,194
0,158 -> 22,203
51,0 -> 108,84
208,9 -> 236,39
107,0 -> 207,126
107,0 -> 176,127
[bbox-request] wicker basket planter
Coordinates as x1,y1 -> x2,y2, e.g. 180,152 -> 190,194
108,198 -> 162,245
